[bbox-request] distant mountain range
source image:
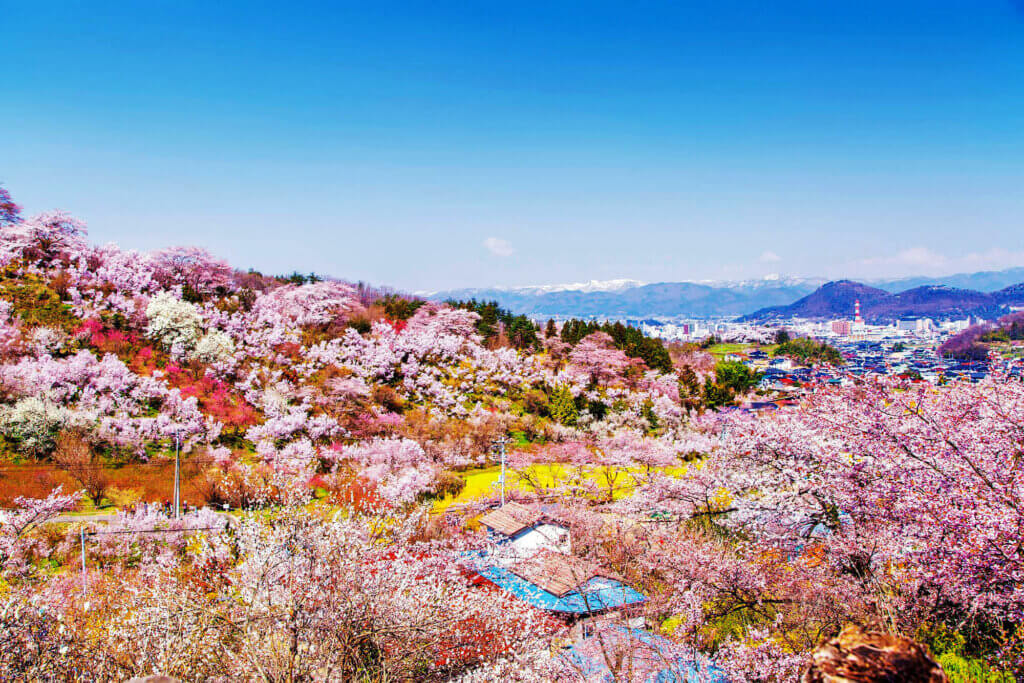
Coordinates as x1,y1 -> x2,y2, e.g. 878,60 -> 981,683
425,267 -> 1024,320
873,267 -> 1024,294
426,276 -> 826,319
741,280 -> 1024,323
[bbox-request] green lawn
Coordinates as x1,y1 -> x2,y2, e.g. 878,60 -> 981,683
702,342 -> 779,361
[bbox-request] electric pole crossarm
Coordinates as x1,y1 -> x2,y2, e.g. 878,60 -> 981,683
492,436 -> 513,507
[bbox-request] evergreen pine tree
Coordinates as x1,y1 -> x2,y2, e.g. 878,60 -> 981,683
549,386 -> 578,426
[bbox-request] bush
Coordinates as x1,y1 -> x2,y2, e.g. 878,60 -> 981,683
937,653 -> 1013,683
549,386 -> 577,426
432,471 -> 466,499
0,397 -> 69,456
190,330 -> 235,364
145,292 -> 202,352
521,389 -> 549,417
105,486 -> 144,508
0,275 -> 80,331
371,385 -> 406,413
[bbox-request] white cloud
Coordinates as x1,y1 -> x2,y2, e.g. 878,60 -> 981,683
895,246 -> 947,268
850,245 -> 1024,279
961,247 -> 1024,269
483,237 -> 514,257
860,246 -> 947,269
759,250 -> 781,263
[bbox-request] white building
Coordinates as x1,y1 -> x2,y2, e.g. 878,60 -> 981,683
479,502 -> 571,560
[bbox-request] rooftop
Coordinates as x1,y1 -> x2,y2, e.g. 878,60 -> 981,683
510,550 -> 618,598
479,501 -> 543,537
473,561 -> 646,614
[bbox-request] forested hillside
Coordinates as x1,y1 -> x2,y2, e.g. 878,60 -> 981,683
1,190 -> 1021,681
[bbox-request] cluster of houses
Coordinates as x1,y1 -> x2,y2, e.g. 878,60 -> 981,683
833,340 -> 998,383
461,501 -> 726,681
725,341 -> 1018,413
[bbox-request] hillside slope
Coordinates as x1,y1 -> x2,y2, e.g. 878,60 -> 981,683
741,281 -> 1011,322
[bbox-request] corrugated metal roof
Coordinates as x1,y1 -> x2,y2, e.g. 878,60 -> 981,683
510,551 -> 618,598
479,502 -> 542,537
472,562 -> 645,614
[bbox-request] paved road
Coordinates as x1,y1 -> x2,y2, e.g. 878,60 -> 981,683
49,511 -> 237,526
50,513 -> 121,524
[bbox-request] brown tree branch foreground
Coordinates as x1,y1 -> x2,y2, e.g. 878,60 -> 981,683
802,626 -> 948,683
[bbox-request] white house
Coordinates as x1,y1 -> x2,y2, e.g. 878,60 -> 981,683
479,502 -> 571,560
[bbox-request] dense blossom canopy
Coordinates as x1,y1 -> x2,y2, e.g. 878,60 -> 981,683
0,193 -> 1018,680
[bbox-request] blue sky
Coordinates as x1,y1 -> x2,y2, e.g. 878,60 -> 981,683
4,1 -> 1024,291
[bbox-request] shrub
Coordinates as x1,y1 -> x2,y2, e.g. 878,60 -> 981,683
549,386 -> 578,426
145,292 -> 202,352
371,385 -> 406,413
521,389 -> 550,417
937,653 -> 1013,683
0,396 -> 69,456
432,471 -> 467,499
105,486 -> 143,508
0,276 -> 80,331
190,330 -> 235,364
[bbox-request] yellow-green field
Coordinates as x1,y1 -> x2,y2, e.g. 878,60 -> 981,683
432,462 -> 688,512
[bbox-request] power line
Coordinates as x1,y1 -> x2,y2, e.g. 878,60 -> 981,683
0,458 -> 225,473
83,525 -> 229,537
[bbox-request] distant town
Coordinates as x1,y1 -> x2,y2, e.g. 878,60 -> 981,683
630,297 -> 1021,401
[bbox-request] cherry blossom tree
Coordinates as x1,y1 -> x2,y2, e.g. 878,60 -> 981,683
148,246 -> 233,296
569,332 -> 633,386
0,487 -> 80,580
330,437 -> 439,504
0,211 -> 88,267
145,292 -> 203,352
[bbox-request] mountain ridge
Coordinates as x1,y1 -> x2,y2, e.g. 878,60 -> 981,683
427,267 -> 1024,319
742,280 -> 1024,323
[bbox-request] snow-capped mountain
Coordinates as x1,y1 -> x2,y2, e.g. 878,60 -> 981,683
424,268 -> 1024,319
426,275 -> 826,319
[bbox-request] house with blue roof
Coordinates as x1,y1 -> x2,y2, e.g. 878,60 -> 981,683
471,503 -> 647,642
470,550 -> 647,642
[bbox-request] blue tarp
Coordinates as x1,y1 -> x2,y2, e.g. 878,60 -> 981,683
473,563 -> 646,614
560,627 -> 729,682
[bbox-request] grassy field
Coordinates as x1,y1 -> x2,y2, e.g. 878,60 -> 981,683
704,342 -> 777,361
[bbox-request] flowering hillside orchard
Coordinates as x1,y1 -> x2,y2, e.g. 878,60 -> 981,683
0,189 -> 1021,681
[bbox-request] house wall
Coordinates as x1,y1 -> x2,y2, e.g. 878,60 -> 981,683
511,523 -> 571,556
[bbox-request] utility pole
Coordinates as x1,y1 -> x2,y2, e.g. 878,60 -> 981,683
492,436 -> 512,507
173,432 -> 181,519
80,527 -> 87,597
